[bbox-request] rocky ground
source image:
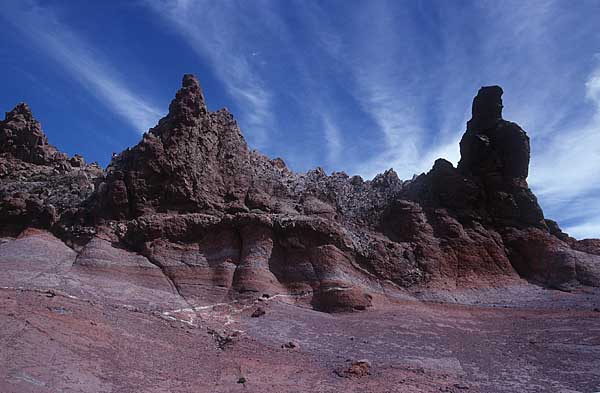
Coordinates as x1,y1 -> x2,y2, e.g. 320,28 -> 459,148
1,229 -> 599,393
1,281 -> 599,393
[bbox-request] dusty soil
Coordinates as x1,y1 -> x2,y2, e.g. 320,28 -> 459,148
1,283 -> 599,393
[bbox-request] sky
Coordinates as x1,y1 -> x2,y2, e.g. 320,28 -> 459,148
0,0 -> 599,239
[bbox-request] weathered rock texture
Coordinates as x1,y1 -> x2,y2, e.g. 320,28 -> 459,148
1,77 -> 599,312
400,86 -> 600,290
0,104 -> 102,239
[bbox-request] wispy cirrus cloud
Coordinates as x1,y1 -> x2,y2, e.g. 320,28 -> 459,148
0,1 -> 163,133
565,221 -> 600,240
322,115 -> 343,167
479,0 -> 600,239
146,0 -> 275,149
335,0 -> 600,238
147,0 -> 354,169
304,1 -> 469,180
146,0 -> 599,238
2,0 -> 598,238
528,63 -> 600,239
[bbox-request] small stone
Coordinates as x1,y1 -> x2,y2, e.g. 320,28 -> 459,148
251,307 -> 266,318
282,341 -> 298,349
346,359 -> 371,377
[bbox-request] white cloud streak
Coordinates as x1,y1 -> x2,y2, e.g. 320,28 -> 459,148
527,64 -> 600,238
352,75 -> 425,179
322,115 -> 342,166
565,221 -> 600,240
310,0 -> 600,238
310,1 -> 468,180
1,1 -> 163,133
4,1 -> 599,239
144,0 -> 600,238
146,0 -> 274,148
466,1 -> 600,239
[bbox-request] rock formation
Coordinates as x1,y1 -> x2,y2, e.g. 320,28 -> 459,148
1,76 -> 599,312
0,103 -> 62,165
0,104 -> 102,237
401,86 -> 599,289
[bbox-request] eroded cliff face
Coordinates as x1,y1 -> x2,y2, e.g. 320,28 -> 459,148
1,76 -> 599,312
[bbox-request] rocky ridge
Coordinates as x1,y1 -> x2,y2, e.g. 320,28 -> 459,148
1,76 -> 599,312
0,103 -> 102,237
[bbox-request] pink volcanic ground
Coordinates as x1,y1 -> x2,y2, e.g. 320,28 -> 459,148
1,284 -> 599,393
0,230 -> 599,392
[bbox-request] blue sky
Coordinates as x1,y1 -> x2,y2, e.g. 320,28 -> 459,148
1,0 -> 599,239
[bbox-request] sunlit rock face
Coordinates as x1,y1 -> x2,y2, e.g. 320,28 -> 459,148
1,76 -> 599,313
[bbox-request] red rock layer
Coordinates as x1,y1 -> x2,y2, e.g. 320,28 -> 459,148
1,78 -> 599,312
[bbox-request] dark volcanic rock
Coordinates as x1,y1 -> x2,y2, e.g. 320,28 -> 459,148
94,74 -> 254,218
574,238 -> 600,256
459,86 -> 529,179
503,227 -> 600,289
398,86 -> 597,288
1,76 -> 599,313
0,103 -> 63,165
94,75 -> 403,226
457,85 -> 543,227
0,104 -> 102,240
87,75 -> 415,310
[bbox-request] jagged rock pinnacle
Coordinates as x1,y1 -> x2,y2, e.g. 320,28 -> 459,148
0,102 -> 56,164
469,85 -> 504,131
5,102 -> 35,122
164,74 -> 207,125
182,73 -> 200,88
459,84 -> 530,179
455,84 -> 541,227
2,76 -> 598,322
